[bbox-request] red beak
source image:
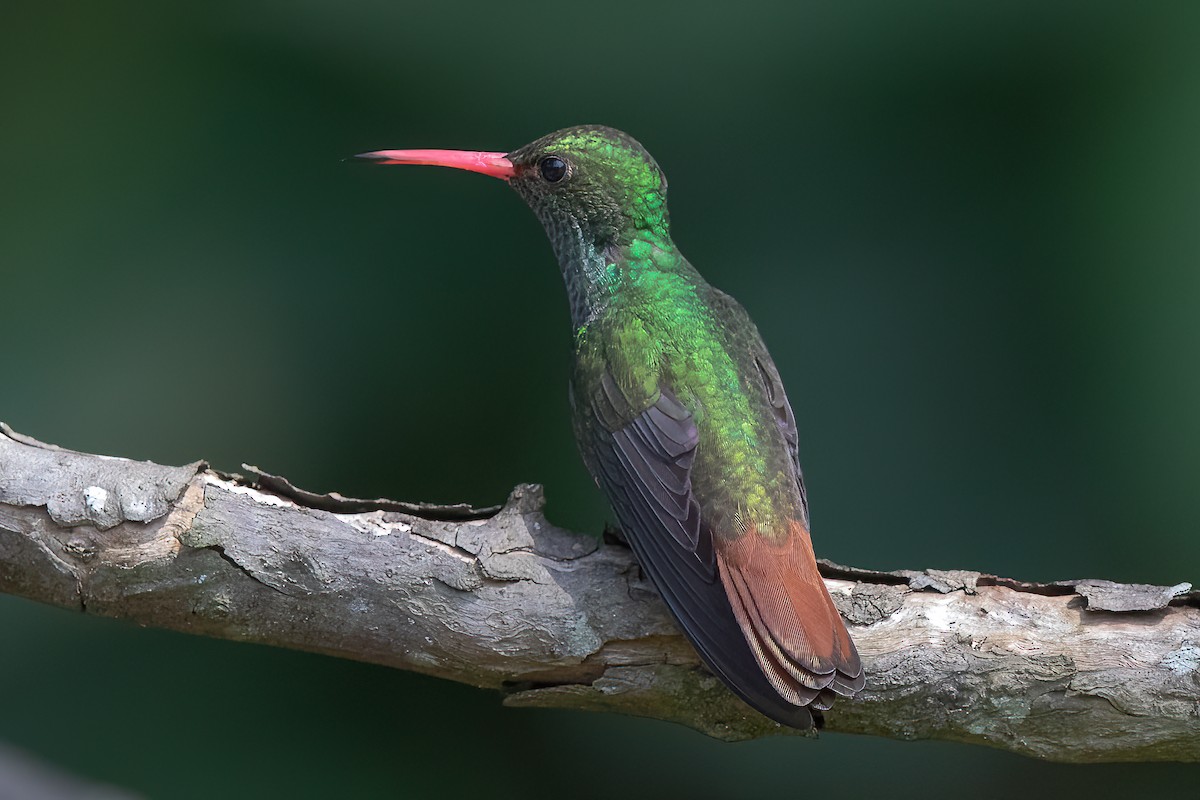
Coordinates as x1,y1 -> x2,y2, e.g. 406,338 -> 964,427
353,148 -> 516,180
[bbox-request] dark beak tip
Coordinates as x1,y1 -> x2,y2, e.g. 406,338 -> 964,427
350,152 -> 388,163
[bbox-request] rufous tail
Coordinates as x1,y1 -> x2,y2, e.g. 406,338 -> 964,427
716,520 -> 864,710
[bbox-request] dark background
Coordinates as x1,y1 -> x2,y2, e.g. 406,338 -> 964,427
3,1 -> 1198,796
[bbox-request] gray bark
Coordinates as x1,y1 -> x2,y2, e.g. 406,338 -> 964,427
1,423 -> 1197,763
0,743 -> 142,800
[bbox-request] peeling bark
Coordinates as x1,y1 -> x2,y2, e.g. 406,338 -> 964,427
1,423 -> 1197,762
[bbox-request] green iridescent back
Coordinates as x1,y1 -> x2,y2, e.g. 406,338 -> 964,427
572,256 -> 800,541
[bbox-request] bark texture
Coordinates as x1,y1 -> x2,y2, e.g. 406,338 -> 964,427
1,423 -> 1197,762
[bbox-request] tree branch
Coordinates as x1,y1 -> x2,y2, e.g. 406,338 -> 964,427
1,423 -> 1197,762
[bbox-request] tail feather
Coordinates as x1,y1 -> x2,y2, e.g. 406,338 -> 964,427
619,505 -> 817,728
716,520 -> 864,702
723,563 -> 824,705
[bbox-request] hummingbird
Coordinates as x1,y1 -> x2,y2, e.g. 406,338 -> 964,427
356,126 -> 864,728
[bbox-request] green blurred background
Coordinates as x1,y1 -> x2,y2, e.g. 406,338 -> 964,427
3,1 -> 1198,796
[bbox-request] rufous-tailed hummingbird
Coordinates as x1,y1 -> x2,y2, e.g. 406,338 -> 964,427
356,126 -> 864,728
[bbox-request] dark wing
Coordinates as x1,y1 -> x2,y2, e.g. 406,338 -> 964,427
575,370 -> 815,728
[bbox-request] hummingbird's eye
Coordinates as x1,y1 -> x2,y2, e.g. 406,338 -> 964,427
539,156 -> 567,183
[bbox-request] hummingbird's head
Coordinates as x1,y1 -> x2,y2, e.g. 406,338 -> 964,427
504,125 -> 670,248
355,125 -> 670,250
